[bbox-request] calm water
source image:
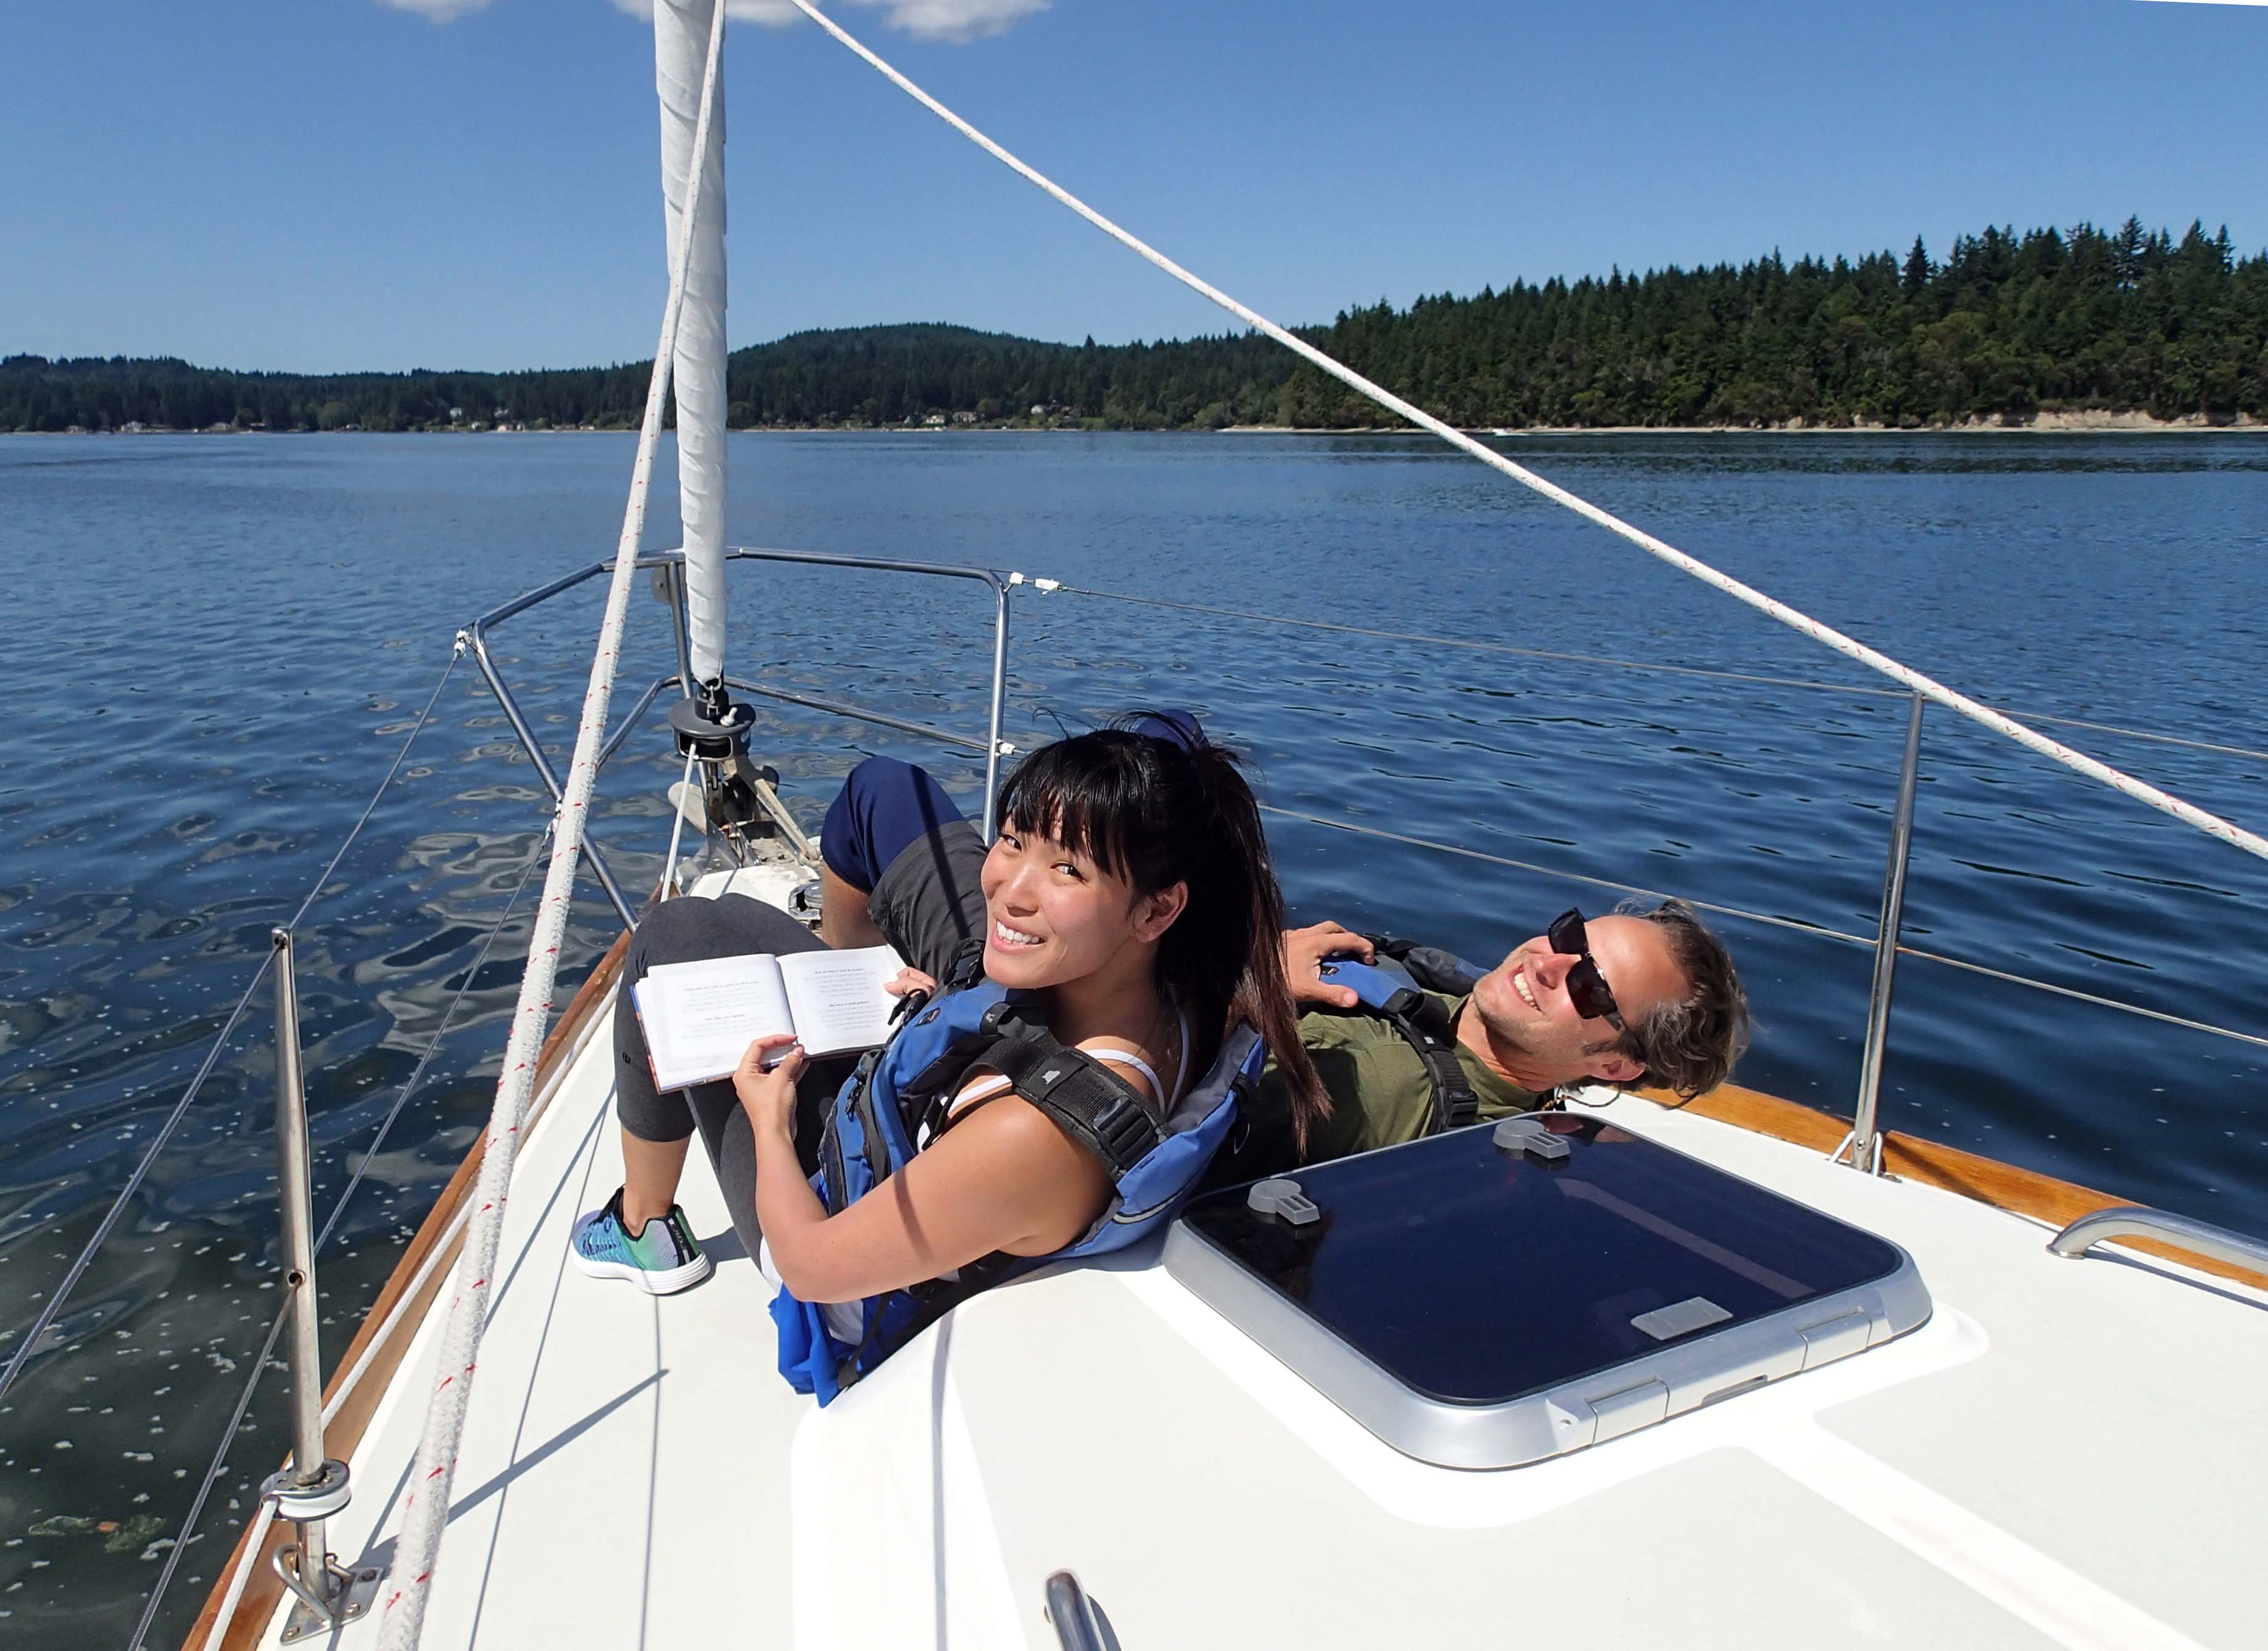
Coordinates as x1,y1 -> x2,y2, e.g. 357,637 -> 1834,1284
2,430 -> 2265,1643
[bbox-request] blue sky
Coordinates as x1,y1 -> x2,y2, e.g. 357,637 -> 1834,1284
4,1 -> 2263,372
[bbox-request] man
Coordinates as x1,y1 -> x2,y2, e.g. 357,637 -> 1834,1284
1215,900 -> 1751,1178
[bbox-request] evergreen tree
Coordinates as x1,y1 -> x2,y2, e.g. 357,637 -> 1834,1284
7,218 -> 2264,433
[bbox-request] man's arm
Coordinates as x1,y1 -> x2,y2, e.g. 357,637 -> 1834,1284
1280,920 -> 1375,1009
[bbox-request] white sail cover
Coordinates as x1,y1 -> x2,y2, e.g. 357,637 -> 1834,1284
655,0 -> 729,684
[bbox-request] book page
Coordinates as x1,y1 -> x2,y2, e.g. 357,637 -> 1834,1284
777,945 -> 905,1059
634,953 -> 793,1090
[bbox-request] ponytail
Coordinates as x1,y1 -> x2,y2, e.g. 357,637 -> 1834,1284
1169,737 -> 1330,1155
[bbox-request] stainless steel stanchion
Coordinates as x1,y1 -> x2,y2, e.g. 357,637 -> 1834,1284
262,928 -> 380,1642
1836,693 -> 1924,1175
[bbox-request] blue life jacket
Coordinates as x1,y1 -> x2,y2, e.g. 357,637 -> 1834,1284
771,982 -> 1262,1405
1315,933 -> 1491,1136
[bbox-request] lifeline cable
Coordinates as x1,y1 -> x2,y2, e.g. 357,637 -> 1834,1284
1034,581 -> 2268,764
1257,805 -> 2268,1053
372,2 -> 727,1644
782,0 -> 2268,864
0,647 -> 461,1414
128,1302 -> 290,1651
313,839 -> 547,1256
128,840 -> 546,1651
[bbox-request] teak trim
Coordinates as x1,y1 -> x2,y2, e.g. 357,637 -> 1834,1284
187,957 -> 2258,1649
1637,1080 -> 2268,1294
181,927 -> 630,1651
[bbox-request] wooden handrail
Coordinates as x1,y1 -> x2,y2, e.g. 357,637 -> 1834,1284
1642,1081 -> 2268,1294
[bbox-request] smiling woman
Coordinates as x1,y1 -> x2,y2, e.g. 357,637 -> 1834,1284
573,714 -> 1324,1394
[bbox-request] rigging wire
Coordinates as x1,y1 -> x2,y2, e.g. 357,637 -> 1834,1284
782,0 -> 2268,864
126,1304 -> 289,1651
287,648 -> 465,933
0,647 -> 462,1413
191,1502 -> 277,1651
313,840 -> 548,1259
124,839 -> 547,1651
1038,582 -> 2268,764
1260,805 -> 2268,1052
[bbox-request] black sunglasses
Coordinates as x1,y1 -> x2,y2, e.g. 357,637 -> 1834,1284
1546,908 -> 1625,1030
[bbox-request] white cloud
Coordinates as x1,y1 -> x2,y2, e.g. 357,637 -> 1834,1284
379,0 -> 1050,44
603,0 -> 1050,44
855,0 -> 1049,41
375,0 -> 497,18
603,1 -> 801,25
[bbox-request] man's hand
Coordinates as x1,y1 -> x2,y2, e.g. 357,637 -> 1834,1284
1281,921 -> 1375,1009
884,966 -> 938,999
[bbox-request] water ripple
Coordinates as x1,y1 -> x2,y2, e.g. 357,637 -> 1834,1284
1,430 -> 2265,1645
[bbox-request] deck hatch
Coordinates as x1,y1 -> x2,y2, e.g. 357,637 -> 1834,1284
1164,1115 -> 1931,1469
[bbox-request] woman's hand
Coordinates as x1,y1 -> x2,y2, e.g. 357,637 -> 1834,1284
884,966 -> 937,999
1281,921 -> 1375,1008
734,1034 -> 806,1143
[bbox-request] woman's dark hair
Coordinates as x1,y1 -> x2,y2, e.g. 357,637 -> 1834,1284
995,714 -> 1330,1151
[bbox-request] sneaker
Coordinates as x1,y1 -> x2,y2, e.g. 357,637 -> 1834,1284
569,1188 -> 712,1295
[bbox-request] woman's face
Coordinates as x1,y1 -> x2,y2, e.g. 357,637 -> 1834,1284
979,822 -> 1182,990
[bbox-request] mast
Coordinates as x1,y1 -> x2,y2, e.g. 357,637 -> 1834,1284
655,0 -> 728,687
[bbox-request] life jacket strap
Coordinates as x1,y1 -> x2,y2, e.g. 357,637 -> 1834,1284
1389,991 -> 1480,1133
1355,936 -> 1486,1133
1367,932 -> 1486,997
976,1027 -> 1167,1176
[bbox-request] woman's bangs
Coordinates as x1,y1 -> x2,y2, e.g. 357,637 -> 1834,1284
999,745 -> 1140,883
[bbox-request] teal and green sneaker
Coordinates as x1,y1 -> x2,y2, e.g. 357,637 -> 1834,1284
570,1188 -> 712,1295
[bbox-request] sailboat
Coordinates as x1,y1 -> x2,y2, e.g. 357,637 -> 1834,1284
11,4 -> 2260,1648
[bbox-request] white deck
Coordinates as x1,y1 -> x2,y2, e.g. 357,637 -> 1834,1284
263,883 -> 2268,1651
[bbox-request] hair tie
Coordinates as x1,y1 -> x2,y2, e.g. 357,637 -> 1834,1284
1125,708 -> 1208,751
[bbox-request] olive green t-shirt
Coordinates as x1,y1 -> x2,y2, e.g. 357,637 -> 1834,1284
1210,991 -> 1543,1185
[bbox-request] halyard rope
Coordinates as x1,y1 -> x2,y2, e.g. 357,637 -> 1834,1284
785,0 -> 2268,865
373,2 -> 727,1643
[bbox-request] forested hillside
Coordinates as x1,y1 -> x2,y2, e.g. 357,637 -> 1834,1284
6,220 -> 2261,432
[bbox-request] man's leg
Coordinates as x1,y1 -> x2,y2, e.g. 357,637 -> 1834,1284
818,756 -> 989,982
817,863 -> 885,951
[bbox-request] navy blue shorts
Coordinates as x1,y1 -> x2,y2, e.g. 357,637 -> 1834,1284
819,756 -> 968,891
821,757 -> 988,983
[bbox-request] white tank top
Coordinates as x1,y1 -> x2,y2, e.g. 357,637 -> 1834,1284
943,1004 -> 1192,1117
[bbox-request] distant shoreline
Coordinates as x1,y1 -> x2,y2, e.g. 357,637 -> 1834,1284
1225,410 -> 2267,436
12,409 -> 2263,439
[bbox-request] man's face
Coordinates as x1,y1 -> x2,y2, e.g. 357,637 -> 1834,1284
1467,914 -> 1688,1088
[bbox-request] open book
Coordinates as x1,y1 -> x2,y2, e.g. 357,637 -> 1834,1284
630,945 -> 904,1091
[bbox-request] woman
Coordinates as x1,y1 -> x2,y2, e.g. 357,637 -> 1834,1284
572,716 -> 1325,1333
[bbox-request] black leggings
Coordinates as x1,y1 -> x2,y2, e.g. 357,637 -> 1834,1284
611,894 -> 855,1258
613,756 -> 990,1259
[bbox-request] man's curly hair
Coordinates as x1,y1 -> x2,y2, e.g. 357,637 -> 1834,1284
1610,899 -> 1751,1100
